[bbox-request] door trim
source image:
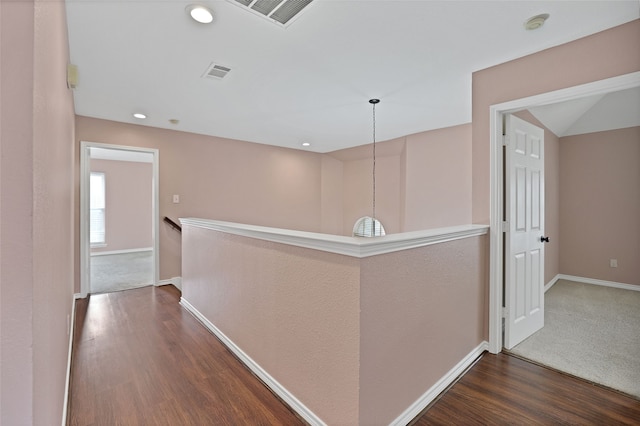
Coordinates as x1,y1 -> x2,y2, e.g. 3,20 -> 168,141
488,71 -> 640,353
79,141 -> 160,297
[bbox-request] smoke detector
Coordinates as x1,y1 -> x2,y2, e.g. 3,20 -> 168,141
525,14 -> 549,31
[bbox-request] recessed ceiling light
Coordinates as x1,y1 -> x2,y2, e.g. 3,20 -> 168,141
302,142 -> 311,147
524,13 -> 549,31
133,113 -> 147,119
169,119 -> 180,125
186,4 -> 214,24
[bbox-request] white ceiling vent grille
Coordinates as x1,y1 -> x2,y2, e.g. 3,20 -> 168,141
202,63 -> 231,80
229,0 -> 314,27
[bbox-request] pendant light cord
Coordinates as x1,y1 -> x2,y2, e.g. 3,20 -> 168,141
372,101 -> 377,223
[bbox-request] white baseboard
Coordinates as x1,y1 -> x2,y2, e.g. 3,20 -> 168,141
544,274 -> 561,292
556,274 -> 639,292
61,292 -> 77,426
156,276 -> 182,291
90,247 -> 153,256
389,341 -> 489,426
179,297 -> 326,426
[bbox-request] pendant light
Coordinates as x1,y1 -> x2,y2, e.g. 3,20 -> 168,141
352,99 -> 386,237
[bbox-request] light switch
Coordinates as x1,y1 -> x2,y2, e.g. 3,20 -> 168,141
173,194 -> 180,204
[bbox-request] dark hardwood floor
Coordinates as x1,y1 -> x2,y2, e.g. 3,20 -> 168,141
413,352 -> 640,425
68,285 -> 306,425
69,285 -> 640,425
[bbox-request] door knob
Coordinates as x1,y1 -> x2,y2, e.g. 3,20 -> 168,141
540,236 -> 550,243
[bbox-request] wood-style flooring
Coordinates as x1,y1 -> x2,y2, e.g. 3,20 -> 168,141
68,285 -> 305,425
68,285 -> 640,425
413,352 -> 640,425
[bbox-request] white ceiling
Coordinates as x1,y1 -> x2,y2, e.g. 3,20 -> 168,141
528,86 -> 640,137
66,1 -> 639,153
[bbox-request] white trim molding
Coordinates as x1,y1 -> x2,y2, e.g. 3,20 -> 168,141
180,218 -> 489,259
91,247 -> 153,256
556,274 -> 640,292
488,71 -> 640,354
180,297 -> 327,426
61,293 -> 77,426
157,277 -> 182,291
545,274 -> 562,292
389,341 -> 489,426
80,141 -> 160,297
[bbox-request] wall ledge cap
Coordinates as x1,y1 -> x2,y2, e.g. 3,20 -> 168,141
179,218 -> 488,258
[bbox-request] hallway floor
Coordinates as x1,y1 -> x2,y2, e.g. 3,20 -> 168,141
68,285 -> 640,425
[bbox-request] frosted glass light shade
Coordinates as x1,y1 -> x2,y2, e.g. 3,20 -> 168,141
353,216 -> 385,238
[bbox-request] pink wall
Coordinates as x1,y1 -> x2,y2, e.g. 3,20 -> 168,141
1,2 -> 35,421
90,159 -> 153,253
341,154 -> 402,235
181,226 -> 361,425
472,19 -> 640,224
515,111 -> 561,285
560,127 -> 640,286
320,155 -> 344,234
1,0 -> 75,424
329,127 -> 473,236
76,118 -> 475,289
359,235 -> 487,425
181,224 -> 488,424
329,138 -> 405,236
75,117 -> 326,285
404,124 -> 472,231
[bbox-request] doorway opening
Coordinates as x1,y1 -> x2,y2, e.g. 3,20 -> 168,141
488,71 -> 640,353
80,142 -> 160,296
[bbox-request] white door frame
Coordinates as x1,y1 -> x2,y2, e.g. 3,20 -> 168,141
488,71 -> 640,353
79,141 -> 160,297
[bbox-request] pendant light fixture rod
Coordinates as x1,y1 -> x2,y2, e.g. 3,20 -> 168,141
369,98 -> 380,228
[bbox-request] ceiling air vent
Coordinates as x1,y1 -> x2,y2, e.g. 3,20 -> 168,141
229,0 -> 314,27
203,63 -> 231,80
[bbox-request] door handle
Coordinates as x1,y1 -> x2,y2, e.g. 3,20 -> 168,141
540,236 -> 550,243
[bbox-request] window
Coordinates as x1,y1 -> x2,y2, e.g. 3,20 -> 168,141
90,172 -> 106,246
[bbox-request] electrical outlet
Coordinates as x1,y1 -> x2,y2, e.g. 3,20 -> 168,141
172,194 -> 180,204
610,259 -> 618,268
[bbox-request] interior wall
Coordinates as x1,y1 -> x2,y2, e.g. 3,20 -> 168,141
75,117 -> 326,285
359,235 -> 488,425
560,126 -> 640,286
90,159 -> 153,253
472,19 -> 640,224
341,154 -> 402,236
181,226 -> 361,425
329,137 -> 405,236
76,117 -> 476,288
1,0 -> 76,424
320,155 -> 344,235
1,2 -> 36,421
329,124 -> 474,236
403,124 -> 472,231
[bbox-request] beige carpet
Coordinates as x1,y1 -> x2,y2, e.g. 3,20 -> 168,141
90,251 -> 154,294
510,279 -> 640,398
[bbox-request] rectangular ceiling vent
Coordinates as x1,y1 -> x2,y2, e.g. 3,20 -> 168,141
202,63 -> 231,80
229,0 -> 314,27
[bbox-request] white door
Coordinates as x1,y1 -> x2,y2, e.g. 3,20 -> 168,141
504,115 -> 546,349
